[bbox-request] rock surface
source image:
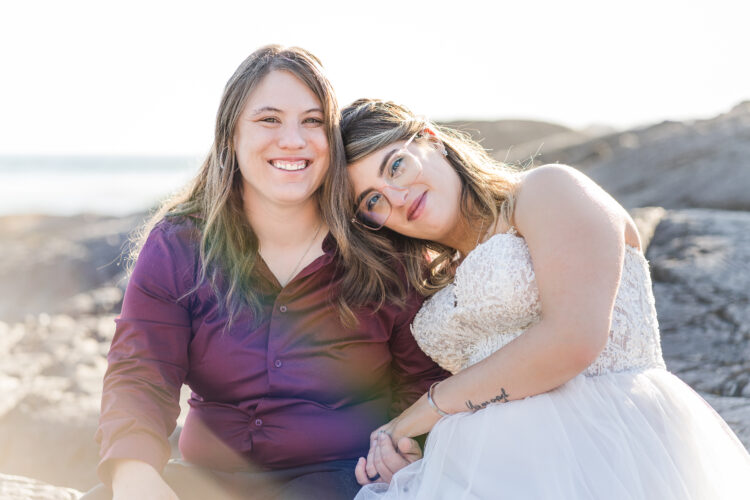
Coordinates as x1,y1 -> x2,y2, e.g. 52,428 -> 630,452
0,213 -> 145,322
452,102 -> 750,211
647,208 -> 750,445
529,101 -> 750,210
0,473 -> 81,499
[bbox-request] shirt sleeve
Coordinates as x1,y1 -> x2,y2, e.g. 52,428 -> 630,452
387,288 -> 450,418
95,220 -> 196,485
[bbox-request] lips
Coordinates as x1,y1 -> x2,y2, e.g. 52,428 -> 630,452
407,191 -> 426,221
270,159 -> 310,171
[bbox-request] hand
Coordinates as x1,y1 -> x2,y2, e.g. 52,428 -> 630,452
111,459 -> 179,500
355,434 -> 423,486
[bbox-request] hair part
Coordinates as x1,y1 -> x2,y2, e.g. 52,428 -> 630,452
333,98 -> 519,305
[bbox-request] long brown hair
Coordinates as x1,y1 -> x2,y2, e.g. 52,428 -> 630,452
129,45 -> 347,324
332,99 -> 519,306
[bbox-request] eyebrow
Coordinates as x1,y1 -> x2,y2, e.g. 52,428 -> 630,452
249,106 -> 324,115
355,188 -> 376,207
378,148 -> 399,177
353,147 -> 399,206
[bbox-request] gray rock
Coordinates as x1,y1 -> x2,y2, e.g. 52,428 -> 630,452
648,208 -> 750,449
0,312 -> 189,492
0,473 -> 81,499
0,213 -> 145,322
528,101 -> 750,211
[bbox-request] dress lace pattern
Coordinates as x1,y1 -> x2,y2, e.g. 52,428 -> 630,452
411,231 -> 666,376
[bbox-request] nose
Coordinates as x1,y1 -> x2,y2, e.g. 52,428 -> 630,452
382,185 -> 409,206
278,124 -> 306,149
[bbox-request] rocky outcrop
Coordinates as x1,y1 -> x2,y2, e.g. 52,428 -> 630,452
0,473 -> 81,499
0,213 -> 145,322
526,101 -> 750,211
0,313 -> 190,493
443,118 -> 607,165
647,208 -> 750,445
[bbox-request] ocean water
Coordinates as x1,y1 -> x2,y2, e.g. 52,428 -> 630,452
0,155 -> 201,216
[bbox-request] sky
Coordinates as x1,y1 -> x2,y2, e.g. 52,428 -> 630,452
1,0 -> 749,156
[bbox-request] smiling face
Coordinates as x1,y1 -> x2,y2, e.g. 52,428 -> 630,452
348,135 -> 465,245
233,70 -> 330,210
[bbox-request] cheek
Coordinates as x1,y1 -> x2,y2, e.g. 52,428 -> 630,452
311,130 -> 330,156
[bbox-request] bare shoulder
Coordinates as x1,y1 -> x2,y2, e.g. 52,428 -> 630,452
514,164 -> 604,228
514,164 -> 640,249
516,164 -> 594,204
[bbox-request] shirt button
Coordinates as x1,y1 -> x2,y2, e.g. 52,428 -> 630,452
274,359 -> 282,368
279,305 -> 288,313
255,418 -> 263,427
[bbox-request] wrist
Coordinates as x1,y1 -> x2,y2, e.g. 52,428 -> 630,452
111,459 -> 160,487
404,393 -> 441,437
427,381 -> 450,417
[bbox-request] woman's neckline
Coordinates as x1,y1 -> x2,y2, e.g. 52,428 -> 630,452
460,230 -> 644,273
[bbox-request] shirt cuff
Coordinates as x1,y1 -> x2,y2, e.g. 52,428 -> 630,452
97,431 -> 172,486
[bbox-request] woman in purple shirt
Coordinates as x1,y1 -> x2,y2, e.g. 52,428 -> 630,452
81,46 -> 446,500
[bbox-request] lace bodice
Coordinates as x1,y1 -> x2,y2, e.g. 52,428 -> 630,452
411,231 -> 666,376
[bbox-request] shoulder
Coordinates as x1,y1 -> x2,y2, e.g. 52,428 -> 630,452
147,215 -> 202,253
515,164 -> 589,206
136,215 -> 202,279
513,164 -> 621,233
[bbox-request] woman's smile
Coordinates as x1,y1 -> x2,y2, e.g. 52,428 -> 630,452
269,157 -> 312,172
407,191 -> 427,221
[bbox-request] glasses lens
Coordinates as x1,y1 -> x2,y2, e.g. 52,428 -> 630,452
356,191 -> 391,230
386,148 -> 420,189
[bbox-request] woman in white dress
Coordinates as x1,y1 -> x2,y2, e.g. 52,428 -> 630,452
332,99 -> 750,499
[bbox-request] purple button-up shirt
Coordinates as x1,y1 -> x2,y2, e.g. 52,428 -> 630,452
95,216 -> 447,482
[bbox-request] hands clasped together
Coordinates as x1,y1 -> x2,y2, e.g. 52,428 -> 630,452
355,432 -> 423,486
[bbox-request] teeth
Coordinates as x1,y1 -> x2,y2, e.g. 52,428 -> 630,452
271,160 -> 308,171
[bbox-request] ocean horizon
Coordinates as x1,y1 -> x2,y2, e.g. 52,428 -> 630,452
0,155 -> 201,217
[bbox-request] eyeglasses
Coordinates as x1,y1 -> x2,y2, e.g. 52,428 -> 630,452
352,132 -> 423,230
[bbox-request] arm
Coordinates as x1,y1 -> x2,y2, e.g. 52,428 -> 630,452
95,221 -> 196,488
387,287 -> 450,417
376,165 -> 627,441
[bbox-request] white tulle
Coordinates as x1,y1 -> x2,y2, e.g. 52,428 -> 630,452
357,232 -> 750,499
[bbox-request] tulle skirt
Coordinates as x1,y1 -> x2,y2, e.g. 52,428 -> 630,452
356,368 -> 750,499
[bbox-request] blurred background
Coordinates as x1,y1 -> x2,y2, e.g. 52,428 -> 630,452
1,0 -> 749,497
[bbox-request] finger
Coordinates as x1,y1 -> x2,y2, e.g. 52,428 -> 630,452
377,433 -> 403,482
365,438 -> 378,479
372,435 -> 393,483
355,457 -> 372,486
397,437 -> 423,462
379,433 -> 410,473
370,425 -> 386,443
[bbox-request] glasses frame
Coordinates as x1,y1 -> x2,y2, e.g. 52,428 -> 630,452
351,131 -> 422,231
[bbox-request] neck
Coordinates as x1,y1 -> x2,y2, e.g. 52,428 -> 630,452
439,214 -> 490,257
243,194 -> 325,248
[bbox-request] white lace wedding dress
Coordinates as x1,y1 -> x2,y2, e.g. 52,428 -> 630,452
356,231 -> 750,499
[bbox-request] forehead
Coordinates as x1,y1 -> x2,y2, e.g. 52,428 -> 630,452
243,70 -> 322,112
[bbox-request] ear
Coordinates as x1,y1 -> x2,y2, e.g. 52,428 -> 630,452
421,127 -> 448,156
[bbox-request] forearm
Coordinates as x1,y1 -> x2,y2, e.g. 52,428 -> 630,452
394,320 -> 604,438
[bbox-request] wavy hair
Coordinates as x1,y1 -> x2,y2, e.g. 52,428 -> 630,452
332,99 -> 519,305
128,45 -> 348,325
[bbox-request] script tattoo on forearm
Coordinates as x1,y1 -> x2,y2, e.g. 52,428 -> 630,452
465,388 -> 510,411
